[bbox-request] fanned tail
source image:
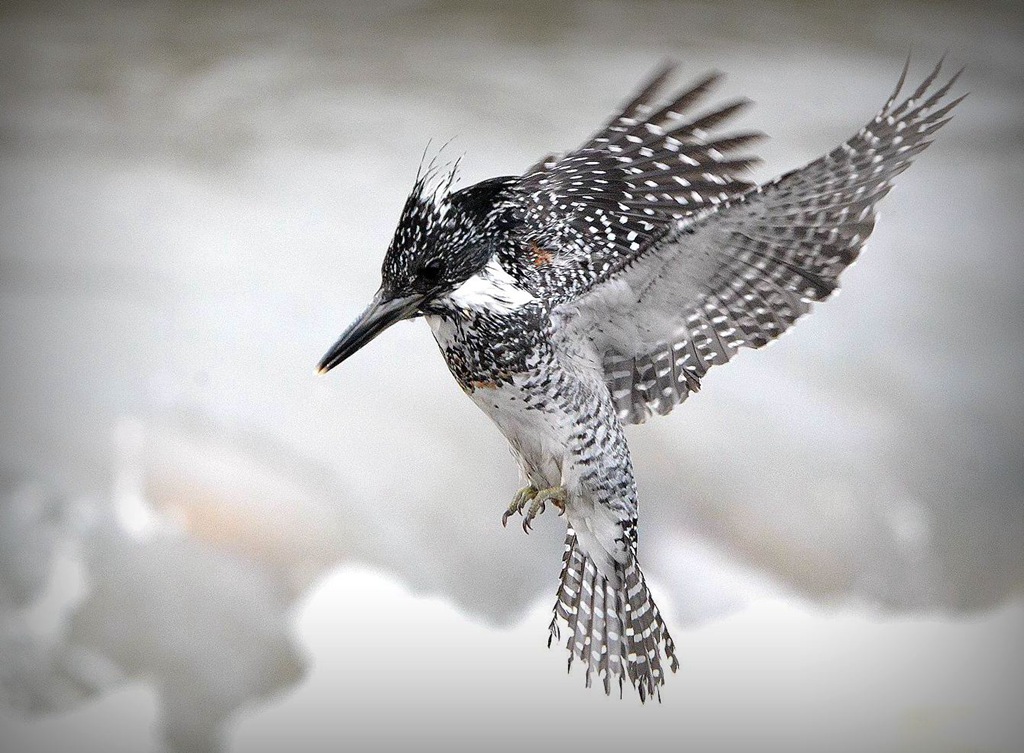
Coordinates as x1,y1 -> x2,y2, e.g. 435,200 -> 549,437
548,529 -> 679,702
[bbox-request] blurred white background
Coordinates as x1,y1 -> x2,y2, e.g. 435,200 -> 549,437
1,1 -> 1022,751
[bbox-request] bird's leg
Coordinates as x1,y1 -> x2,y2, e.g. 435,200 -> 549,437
502,484 -> 567,530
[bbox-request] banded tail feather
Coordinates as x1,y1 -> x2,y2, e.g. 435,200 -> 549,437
548,529 -> 679,701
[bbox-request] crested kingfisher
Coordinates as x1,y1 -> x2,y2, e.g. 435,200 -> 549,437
317,58 -> 963,701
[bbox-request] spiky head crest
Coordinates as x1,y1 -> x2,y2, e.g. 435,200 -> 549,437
379,157 -> 516,302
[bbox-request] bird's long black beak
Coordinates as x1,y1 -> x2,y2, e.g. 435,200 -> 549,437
317,291 -> 425,374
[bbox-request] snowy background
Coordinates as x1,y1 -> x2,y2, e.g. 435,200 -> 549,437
1,1 -> 1022,751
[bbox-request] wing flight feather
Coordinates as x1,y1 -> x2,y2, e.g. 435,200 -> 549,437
503,64 -> 762,300
558,59 -> 964,424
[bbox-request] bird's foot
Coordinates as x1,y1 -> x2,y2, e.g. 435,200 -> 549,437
502,485 -> 566,533
502,485 -> 537,527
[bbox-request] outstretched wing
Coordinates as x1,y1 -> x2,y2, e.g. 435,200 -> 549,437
557,59 -> 964,425
501,63 -> 763,299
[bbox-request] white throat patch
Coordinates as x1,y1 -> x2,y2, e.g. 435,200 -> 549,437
447,257 -> 536,314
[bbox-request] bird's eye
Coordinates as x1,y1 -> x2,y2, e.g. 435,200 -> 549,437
418,258 -> 443,283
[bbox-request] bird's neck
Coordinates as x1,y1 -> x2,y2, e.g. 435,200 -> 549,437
437,256 -> 537,317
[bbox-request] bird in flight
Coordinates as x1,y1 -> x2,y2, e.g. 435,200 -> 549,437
317,58 -> 963,701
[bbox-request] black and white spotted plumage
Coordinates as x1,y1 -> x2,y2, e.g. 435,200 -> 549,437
317,58 -> 962,702
563,58 -> 965,424
500,66 -> 761,303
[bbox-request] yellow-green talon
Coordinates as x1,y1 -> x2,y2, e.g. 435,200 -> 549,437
502,485 -> 567,532
502,485 -> 538,527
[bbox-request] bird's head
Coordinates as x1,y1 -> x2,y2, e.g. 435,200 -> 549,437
317,170 -> 515,375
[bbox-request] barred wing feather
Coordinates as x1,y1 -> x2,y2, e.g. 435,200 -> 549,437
559,59 -> 964,424
507,64 -> 762,299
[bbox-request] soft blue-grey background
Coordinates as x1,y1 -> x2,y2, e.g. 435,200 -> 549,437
1,1 -> 1022,751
